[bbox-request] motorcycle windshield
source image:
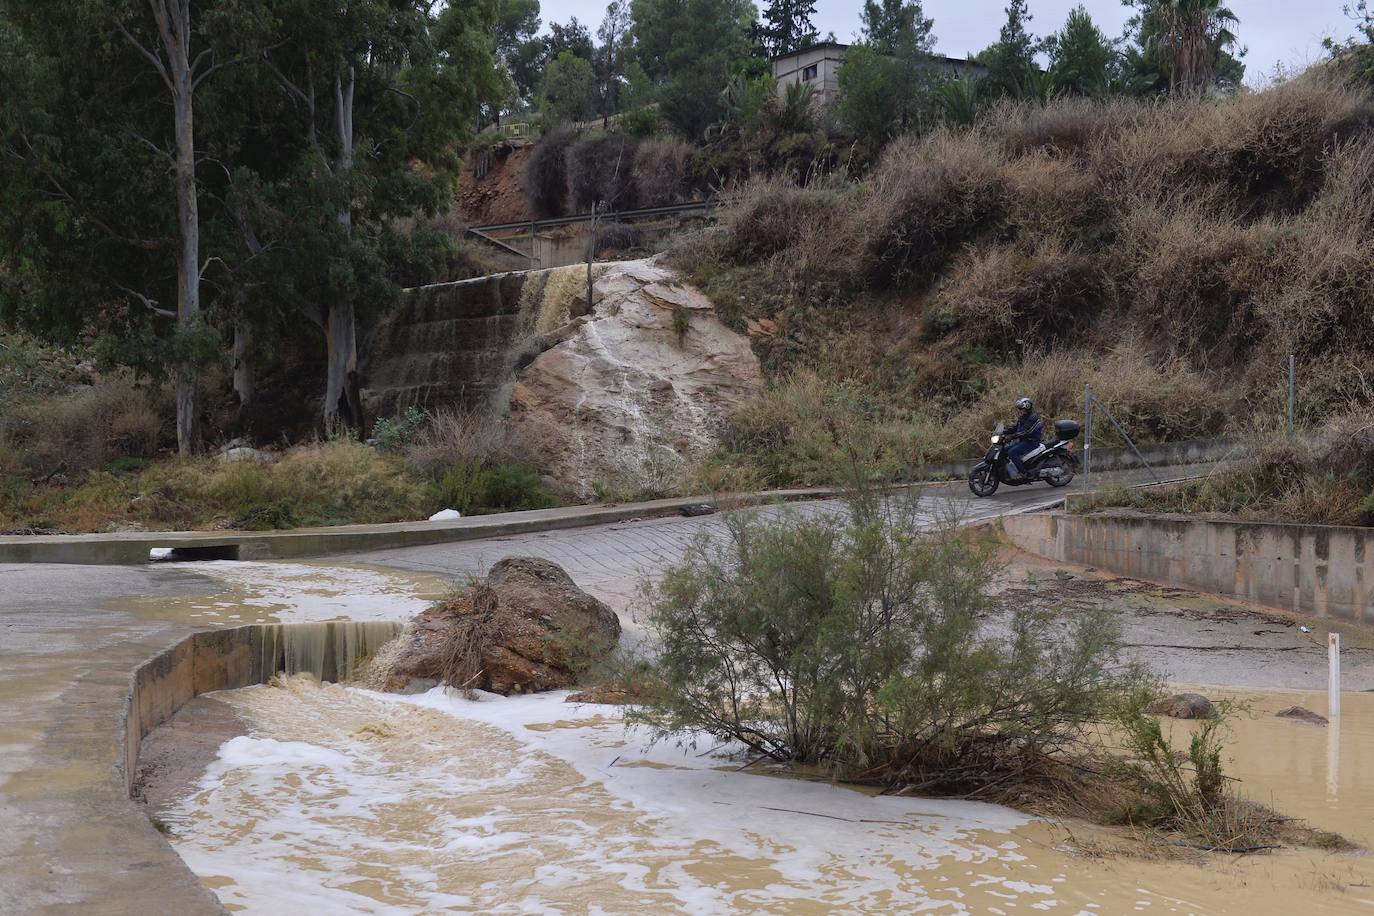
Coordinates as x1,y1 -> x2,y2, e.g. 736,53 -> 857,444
993,423 -> 1005,435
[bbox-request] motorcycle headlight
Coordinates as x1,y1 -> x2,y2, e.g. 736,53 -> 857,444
990,435 -> 1000,444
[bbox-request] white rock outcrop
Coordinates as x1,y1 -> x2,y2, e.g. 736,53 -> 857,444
507,258 -> 762,498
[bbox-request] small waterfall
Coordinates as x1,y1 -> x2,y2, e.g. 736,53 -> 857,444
258,621 -> 405,684
515,264 -> 591,337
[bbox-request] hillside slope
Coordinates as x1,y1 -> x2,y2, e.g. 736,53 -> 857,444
671,73 -> 1374,476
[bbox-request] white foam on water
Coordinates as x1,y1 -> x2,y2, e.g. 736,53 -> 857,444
166,680 -> 1067,914
180,562 -> 434,624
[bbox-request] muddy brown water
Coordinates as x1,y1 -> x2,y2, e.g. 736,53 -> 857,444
156,678 -> 1374,915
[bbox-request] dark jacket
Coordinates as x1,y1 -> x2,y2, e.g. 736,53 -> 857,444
1011,410 -> 1043,443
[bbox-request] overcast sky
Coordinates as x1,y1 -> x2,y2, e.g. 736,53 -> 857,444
539,0 -> 1362,86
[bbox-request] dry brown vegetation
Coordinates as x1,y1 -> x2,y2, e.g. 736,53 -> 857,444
671,71 -> 1374,474
1086,407 -> 1374,526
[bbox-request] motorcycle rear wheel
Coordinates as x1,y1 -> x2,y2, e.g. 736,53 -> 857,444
969,467 -> 999,497
1045,461 -> 1075,488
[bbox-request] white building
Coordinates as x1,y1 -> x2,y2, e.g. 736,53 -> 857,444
771,43 -> 989,109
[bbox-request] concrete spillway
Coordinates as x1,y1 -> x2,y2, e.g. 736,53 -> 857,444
361,265 -> 587,421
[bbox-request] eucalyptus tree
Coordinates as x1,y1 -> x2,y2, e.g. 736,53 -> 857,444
0,0 -> 267,454
255,0 -> 500,431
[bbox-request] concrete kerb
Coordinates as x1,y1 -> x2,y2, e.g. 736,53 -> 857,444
0,489 -> 832,566
0,437 -> 1236,566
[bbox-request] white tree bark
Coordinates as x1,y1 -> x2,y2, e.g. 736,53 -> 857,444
322,69 -> 360,433
126,0 -> 201,455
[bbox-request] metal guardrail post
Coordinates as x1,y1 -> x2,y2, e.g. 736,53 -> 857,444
1083,384 -> 1092,488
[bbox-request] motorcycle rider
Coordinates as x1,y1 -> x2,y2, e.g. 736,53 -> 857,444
1006,397 -> 1043,481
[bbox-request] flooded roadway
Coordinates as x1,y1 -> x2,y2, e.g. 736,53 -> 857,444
160,678 -> 1374,915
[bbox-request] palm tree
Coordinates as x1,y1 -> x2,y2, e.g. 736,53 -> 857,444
1140,0 -> 1240,93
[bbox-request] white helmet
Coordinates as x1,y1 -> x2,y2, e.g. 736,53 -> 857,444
1015,397 -> 1032,411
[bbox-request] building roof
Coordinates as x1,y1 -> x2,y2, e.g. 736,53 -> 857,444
770,43 -> 984,73
769,41 -> 850,62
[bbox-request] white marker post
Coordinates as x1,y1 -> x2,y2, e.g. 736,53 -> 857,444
1328,632 -> 1341,719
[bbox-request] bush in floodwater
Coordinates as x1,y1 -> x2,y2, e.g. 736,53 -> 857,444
634,489 -> 1150,789
1106,693 -> 1303,851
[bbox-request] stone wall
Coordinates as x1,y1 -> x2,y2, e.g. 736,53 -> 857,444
1002,511 -> 1374,624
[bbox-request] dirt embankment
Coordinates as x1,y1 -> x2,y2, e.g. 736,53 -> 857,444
459,140 -> 533,227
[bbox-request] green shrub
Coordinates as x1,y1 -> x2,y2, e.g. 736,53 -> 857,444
619,106 -> 660,137
634,491 -> 1149,788
372,407 -> 427,453
107,456 -> 151,474
432,460 -> 555,515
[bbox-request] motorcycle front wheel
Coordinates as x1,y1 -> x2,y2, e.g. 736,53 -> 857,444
969,466 -> 999,497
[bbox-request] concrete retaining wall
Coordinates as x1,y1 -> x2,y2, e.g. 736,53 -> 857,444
1002,511 -> 1374,624
916,437 -> 1236,480
122,623 -> 397,797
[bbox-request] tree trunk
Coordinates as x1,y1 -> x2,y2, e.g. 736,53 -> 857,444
173,85 -> 199,454
322,70 -> 359,435
143,0 -> 200,455
166,4 -> 200,455
324,299 -> 358,433
232,319 -> 253,407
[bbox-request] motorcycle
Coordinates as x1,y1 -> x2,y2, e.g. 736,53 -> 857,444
968,419 -> 1081,497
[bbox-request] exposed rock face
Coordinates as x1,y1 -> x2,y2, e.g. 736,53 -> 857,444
1275,705 -> 1329,726
385,557 -> 620,696
1147,692 -> 1216,719
508,258 -> 762,498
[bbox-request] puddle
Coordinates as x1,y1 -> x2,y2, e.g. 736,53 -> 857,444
162,680 -> 1374,914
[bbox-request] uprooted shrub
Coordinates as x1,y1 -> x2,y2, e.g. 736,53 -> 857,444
634,493 -> 1151,792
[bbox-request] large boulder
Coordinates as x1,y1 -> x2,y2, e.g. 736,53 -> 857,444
384,557 -> 620,695
507,258 -> 762,499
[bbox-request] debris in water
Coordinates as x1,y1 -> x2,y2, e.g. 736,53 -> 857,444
1275,706 -> 1329,726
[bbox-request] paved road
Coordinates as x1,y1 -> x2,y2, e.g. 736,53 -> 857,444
0,465 -> 1241,914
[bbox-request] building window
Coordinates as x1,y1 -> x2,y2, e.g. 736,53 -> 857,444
802,64 -> 817,81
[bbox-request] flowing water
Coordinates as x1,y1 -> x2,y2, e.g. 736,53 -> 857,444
161,680 -> 1374,915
